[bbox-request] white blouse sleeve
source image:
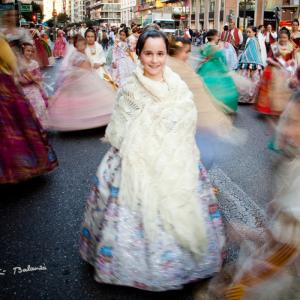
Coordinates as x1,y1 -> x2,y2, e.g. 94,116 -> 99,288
96,43 -> 106,65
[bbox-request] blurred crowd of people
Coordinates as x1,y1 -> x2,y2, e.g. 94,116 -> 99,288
2,6 -> 300,299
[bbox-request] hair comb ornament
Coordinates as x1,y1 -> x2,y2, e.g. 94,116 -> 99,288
175,41 -> 183,47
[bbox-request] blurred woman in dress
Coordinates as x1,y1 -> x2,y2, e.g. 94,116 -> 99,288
85,28 -> 106,79
111,28 -> 136,87
1,9 -> 32,59
47,34 -> 115,131
291,19 -> 300,48
226,92 -> 300,300
237,26 -> 264,104
256,28 -> 299,116
79,29 -> 224,291
167,36 -> 232,136
53,28 -> 67,58
19,42 -> 48,127
0,36 -> 58,184
128,26 -> 140,53
197,29 -> 238,113
29,23 -> 49,68
219,25 -> 238,70
257,25 -> 267,67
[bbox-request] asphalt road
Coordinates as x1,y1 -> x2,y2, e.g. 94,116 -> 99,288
0,47 -> 278,299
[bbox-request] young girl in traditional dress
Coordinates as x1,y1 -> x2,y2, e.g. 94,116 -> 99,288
0,37 -> 58,184
85,28 -> 106,79
237,26 -> 264,103
47,34 -> 115,131
19,43 -> 48,127
111,28 -> 136,87
256,28 -> 299,116
53,29 -> 67,58
79,29 -> 224,291
197,29 -> 238,113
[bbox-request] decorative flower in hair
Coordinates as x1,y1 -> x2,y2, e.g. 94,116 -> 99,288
175,41 -> 183,47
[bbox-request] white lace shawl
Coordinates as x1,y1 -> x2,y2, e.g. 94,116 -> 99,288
105,65 -> 208,258
85,42 -> 106,70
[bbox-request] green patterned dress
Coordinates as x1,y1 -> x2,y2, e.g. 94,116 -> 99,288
197,43 -> 238,112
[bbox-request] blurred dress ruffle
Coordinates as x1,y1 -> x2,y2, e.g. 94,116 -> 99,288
0,73 -> 58,184
47,50 -> 115,131
197,43 -> 238,112
79,147 -> 224,291
111,41 -> 136,87
256,42 -> 296,115
220,41 -> 238,70
167,56 -> 232,136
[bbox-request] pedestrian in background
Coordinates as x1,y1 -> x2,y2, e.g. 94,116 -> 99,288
264,24 -> 277,54
229,20 -> 243,54
257,25 -> 267,66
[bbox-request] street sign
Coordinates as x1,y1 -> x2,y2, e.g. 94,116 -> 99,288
20,4 -> 32,13
0,3 -> 14,11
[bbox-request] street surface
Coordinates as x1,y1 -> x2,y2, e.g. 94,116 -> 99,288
0,46 -> 278,299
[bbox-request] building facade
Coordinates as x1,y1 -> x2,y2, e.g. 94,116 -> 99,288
73,0 -> 86,22
89,0 -> 121,25
121,0 -> 136,25
132,0 -> 300,31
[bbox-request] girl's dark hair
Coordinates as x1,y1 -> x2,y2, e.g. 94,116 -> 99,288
247,25 -> 257,34
280,27 -> 291,39
136,29 -> 169,56
293,19 -> 299,26
119,28 -> 129,37
258,25 -> 264,30
206,29 -> 218,42
168,36 -> 191,57
223,25 -> 229,31
132,26 -> 139,34
21,42 -> 34,53
84,28 -> 96,40
73,34 -> 86,48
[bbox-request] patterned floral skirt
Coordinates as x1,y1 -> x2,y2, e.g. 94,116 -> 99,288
0,73 -> 58,184
79,147 -> 224,291
237,64 -> 263,104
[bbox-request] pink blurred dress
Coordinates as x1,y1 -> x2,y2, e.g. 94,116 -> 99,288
53,30 -> 67,58
111,41 -> 136,87
47,50 -> 115,131
19,58 -> 48,127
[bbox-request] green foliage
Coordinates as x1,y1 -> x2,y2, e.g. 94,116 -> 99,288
45,18 -> 54,27
57,13 -> 69,24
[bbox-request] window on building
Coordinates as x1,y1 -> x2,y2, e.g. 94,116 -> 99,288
265,0 -> 281,10
209,0 -> 215,12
